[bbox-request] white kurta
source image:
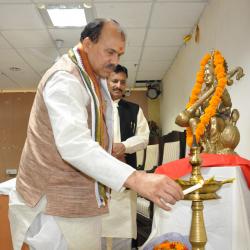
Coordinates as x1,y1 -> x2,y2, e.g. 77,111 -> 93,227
101,99 -> 149,239
9,65 -> 136,250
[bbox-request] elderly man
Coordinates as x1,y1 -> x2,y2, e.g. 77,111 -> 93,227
9,18 -> 183,250
102,65 -> 149,249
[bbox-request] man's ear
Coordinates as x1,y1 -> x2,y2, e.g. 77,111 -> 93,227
82,37 -> 92,53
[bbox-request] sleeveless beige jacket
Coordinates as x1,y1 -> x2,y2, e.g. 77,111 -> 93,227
16,54 -> 109,217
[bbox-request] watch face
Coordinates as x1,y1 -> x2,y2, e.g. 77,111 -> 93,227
147,88 -> 158,99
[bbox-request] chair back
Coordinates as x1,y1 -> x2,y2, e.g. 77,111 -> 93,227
158,130 -> 186,165
136,149 -> 146,170
162,141 -> 180,164
144,144 -> 159,171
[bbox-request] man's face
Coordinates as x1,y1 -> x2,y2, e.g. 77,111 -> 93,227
84,22 -> 125,79
108,71 -> 127,100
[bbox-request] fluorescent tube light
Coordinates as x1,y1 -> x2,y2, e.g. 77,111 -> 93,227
47,8 -> 87,27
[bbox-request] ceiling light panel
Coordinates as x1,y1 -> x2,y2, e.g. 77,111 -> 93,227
39,4 -> 94,28
47,8 -> 87,27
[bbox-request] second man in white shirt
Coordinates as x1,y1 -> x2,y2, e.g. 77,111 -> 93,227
102,65 -> 150,250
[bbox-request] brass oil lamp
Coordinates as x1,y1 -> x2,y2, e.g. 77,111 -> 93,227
176,137 -> 234,250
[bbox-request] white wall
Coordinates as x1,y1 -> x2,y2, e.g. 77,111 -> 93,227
161,0 -> 250,158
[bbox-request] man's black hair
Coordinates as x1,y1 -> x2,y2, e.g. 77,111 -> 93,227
114,64 -> 128,78
80,18 -> 125,43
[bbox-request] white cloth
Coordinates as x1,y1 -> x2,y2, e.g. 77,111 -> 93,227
9,190 -> 101,250
9,191 -> 68,250
142,167 -> 250,250
8,56 -> 136,250
0,178 -> 16,195
102,99 -> 149,240
102,189 -> 137,239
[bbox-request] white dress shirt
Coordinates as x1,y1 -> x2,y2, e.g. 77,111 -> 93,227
102,98 -> 149,240
112,99 -> 149,153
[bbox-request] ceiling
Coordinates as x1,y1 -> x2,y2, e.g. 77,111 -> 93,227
0,0 -> 208,91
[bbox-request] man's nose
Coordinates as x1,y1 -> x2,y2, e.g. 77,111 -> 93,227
111,54 -> 119,66
116,81 -> 122,88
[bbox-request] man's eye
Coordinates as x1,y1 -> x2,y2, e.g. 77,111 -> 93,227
107,50 -> 114,55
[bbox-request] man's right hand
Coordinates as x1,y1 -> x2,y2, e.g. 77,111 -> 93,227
112,143 -> 126,158
124,171 -> 183,211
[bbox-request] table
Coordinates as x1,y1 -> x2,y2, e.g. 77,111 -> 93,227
142,167 -> 250,250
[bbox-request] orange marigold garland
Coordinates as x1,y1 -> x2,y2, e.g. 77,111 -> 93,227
154,241 -> 188,250
186,50 -> 228,147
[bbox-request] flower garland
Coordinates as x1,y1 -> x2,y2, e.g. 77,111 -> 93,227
154,241 -> 188,250
186,50 -> 228,147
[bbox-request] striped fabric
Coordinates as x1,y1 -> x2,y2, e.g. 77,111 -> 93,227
144,144 -> 159,171
68,47 -> 109,207
136,196 -> 151,219
136,149 -> 145,167
162,141 -> 180,164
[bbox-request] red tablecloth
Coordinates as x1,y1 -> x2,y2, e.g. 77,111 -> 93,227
155,153 -> 250,188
